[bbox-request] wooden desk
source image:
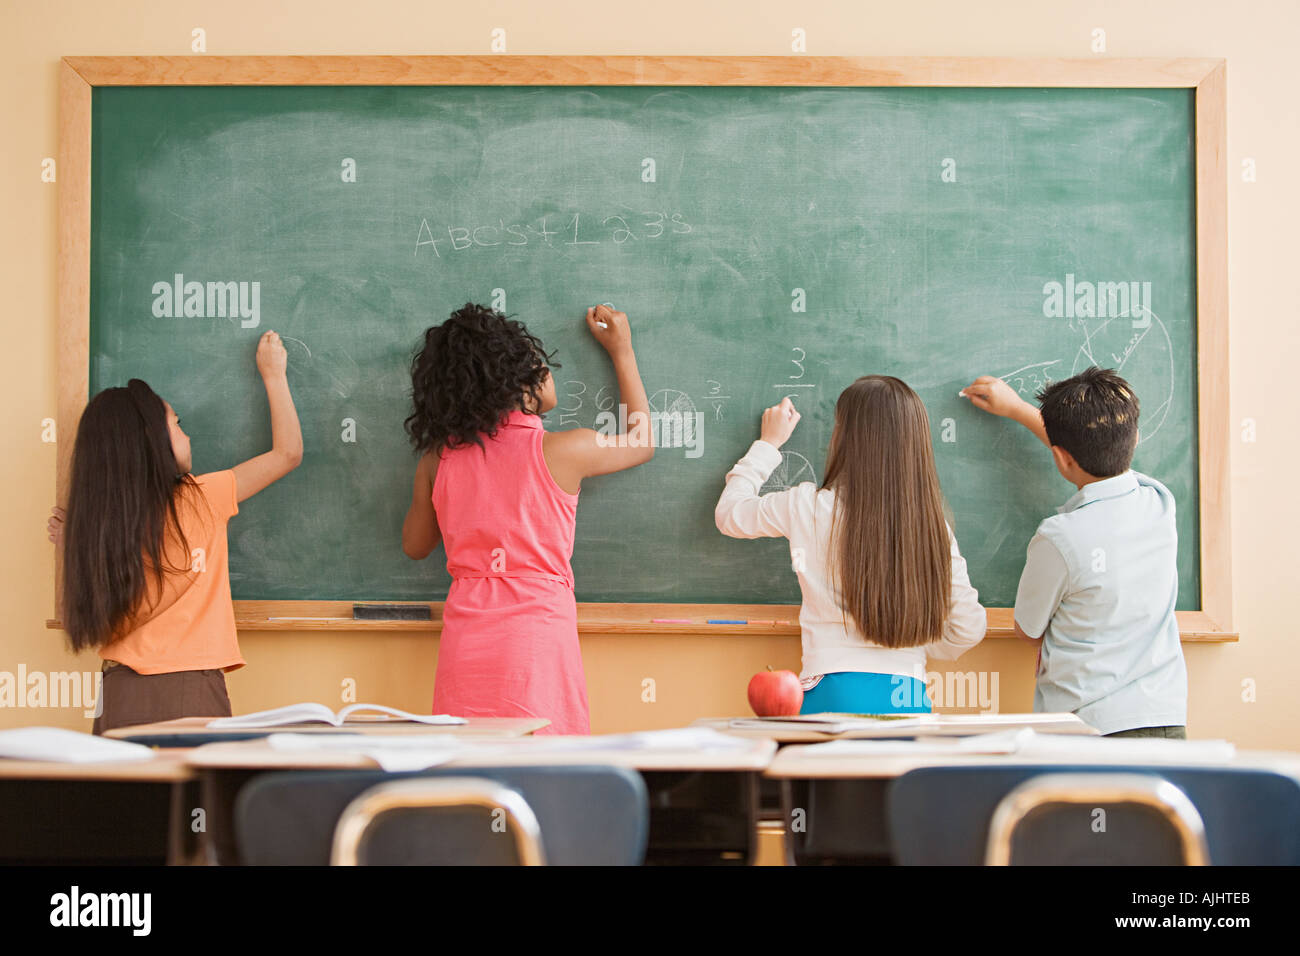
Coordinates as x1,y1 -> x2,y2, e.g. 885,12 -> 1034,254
0,752 -> 193,782
186,734 -> 776,866
693,712 -> 1097,743
20,718 -> 546,865
0,751 -> 197,864
765,741 -> 1300,865
693,712 -> 1096,829
106,716 -> 549,741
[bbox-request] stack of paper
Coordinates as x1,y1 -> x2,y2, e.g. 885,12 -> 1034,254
1014,733 -> 1236,762
0,727 -> 155,763
800,728 -> 1035,757
265,733 -> 472,771
728,714 -> 937,734
261,726 -> 756,771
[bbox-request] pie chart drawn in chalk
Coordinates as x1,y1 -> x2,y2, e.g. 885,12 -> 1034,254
648,387 -> 700,448
761,450 -> 818,494
1069,307 -> 1175,444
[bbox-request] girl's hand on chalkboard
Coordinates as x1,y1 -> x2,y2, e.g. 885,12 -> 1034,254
256,330 -> 288,380
760,397 -> 801,449
587,305 -> 632,356
47,505 -> 65,545
961,376 -> 1026,418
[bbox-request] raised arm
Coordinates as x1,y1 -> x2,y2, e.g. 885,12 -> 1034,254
402,451 -> 442,559
231,330 -> 304,502
715,398 -> 803,539
961,375 -> 1050,448
543,306 -> 655,493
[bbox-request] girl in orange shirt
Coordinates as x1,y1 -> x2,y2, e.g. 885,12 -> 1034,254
49,331 -> 303,734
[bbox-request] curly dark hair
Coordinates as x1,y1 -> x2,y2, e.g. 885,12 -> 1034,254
405,303 -> 559,454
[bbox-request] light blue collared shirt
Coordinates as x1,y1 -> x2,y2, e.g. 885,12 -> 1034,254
1014,470 -> 1187,735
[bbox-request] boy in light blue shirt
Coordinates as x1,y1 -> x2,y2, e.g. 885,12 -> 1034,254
962,366 -> 1187,737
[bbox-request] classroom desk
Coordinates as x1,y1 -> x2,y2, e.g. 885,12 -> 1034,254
0,751 -> 197,865
105,715 -> 550,743
184,735 -> 777,865
764,743 -> 1300,865
694,712 -> 1098,825
101,716 -> 543,865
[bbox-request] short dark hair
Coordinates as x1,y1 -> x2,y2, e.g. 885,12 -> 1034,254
1035,367 -> 1140,478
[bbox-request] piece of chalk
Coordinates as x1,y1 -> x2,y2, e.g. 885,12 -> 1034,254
352,603 -> 433,621
651,618 -> 694,624
958,390 -> 967,398
596,321 -> 608,328
708,619 -> 747,625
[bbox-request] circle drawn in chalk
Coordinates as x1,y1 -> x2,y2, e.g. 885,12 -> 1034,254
648,388 -> 699,448
761,450 -> 817,494
1069,307 -> 1174,444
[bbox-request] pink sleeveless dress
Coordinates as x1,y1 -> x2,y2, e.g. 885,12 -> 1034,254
430,408 -> 590,735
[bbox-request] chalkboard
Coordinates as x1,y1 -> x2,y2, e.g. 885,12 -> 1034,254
88,84 -> 1199,609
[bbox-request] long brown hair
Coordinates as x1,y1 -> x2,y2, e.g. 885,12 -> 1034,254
821,376 -> 951,647
62,380 -> 200,650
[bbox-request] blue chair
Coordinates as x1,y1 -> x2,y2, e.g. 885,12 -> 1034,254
888,765 -> 1300,865
331,776 -> 548,865
984,772 -> 1210,865
234,765 -> 649,865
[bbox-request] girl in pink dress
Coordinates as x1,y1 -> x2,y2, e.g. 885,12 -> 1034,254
401,303 -> 653,734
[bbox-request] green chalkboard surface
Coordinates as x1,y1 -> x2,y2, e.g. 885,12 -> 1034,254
89,85 -> 1199,608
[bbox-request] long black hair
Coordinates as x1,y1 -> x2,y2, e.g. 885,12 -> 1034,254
62,379 -> 200,650
405,303 -> 558,454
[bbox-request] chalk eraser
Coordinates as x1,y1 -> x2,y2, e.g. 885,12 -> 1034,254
352,603 -> 433,621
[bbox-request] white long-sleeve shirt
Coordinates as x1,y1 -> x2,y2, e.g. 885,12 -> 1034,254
715,439 -> 987,682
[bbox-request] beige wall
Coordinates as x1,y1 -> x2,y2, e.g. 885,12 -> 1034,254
3,1 -> 1295,749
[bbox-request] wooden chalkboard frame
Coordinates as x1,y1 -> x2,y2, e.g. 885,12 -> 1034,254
53,55 -> 1234,642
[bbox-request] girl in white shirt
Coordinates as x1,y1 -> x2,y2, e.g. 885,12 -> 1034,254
715,376 -> 986,714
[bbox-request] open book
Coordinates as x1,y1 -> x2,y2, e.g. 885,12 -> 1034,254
206,703 -> 467,729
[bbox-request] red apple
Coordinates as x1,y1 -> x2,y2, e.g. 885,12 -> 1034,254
747,666 -> 803,716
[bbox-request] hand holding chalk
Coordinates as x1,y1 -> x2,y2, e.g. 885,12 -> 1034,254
587,305 -> 631,355
256,329 -> 288,381
760,396 -> 801,449
961,375 -> 1025,418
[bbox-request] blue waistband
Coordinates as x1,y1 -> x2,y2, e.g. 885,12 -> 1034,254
800,671 -> 933,715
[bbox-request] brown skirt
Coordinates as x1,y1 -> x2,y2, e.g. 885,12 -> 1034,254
91,662 -> 232,735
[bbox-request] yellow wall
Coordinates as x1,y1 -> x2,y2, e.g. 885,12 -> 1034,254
3,1 -> 1295,749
